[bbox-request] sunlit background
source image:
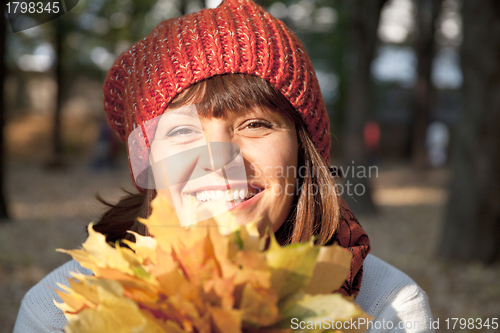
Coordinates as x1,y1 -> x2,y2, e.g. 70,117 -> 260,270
1,0 -> 499,332
3,0 -> 464,162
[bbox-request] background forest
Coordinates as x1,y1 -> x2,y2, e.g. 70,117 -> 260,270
0,0 -> 499,332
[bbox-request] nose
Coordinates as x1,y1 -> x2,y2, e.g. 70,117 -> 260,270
198,142 -> 241,173
197,121 -> 239,173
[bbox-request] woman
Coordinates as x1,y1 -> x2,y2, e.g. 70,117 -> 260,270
14,0 -> 433,332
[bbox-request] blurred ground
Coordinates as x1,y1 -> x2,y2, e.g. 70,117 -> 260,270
359,165 -> 500,332
0,159 -> 133,331
0,117 -> 499,332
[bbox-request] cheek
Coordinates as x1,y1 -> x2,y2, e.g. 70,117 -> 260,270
253,152 -> 297,189
150,146 -> 197,189
243,133 -> 298,200
251,133 -> 299,216
270,133 -> 298,226
150,169 -> 179,206
269,134 -> 299,183
248,132 -> 298,168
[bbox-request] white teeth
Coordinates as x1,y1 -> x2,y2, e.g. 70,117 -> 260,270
193,188 -> 254,202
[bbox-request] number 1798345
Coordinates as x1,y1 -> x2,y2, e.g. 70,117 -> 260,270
6,2 -> 60,14
445,318 -> 498,330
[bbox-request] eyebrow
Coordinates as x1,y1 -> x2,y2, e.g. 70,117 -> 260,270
164,106 -> 199,117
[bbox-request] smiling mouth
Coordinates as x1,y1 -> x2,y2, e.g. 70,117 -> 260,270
189,186 -> 264,204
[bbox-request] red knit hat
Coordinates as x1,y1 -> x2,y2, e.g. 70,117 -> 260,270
103,0 -> 330,188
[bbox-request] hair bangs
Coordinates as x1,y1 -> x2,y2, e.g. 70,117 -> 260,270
168,74 -> 296,120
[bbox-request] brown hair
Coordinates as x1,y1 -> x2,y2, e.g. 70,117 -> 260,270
93,74 -> 339,245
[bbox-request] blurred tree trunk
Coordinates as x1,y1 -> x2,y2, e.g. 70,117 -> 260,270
439,0 -> 500,263
0,5 -> 9,220
341,0 -> 387,215
179,0 -> 187,14
410,0 -> 441,168
46,18 -> 65,169
179,0 -> 187,15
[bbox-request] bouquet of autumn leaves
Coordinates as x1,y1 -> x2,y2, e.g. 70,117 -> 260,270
55,195 -> 369,333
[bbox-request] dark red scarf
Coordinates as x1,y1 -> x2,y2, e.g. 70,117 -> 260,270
327,197 -> 371,298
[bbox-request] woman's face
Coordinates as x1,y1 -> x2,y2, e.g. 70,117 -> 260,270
148,104 -> 298,232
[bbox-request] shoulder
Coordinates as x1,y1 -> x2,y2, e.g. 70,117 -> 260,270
356,254 -> 434,333
13,260 -> 92,333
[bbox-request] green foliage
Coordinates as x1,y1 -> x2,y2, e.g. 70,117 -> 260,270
260,0 -> 349,134
7,0 -> 183,79
7,0 -> 350,132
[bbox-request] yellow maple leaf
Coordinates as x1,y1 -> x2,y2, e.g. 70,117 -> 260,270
57,194 -> 367,333
265,235 -> 320,299
58,225 -> 134,275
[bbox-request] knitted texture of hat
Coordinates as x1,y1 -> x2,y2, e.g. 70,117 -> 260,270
103,0 -> 330,187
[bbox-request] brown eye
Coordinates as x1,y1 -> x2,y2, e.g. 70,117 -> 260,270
245,121 -> 272,130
